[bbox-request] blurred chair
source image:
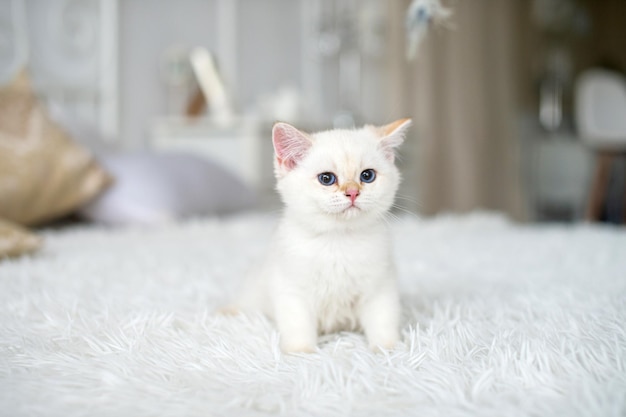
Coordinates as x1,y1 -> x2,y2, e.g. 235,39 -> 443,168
575,68 -> 626,222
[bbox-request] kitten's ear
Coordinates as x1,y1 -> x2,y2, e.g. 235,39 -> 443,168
376,118 -> 412,162
272,122 -> 312,172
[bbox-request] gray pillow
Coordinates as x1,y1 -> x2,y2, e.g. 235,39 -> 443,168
79,152 -> 257,225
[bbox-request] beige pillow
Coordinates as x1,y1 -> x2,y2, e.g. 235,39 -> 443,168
0,217 -> 42,259
0,70 -> 112,226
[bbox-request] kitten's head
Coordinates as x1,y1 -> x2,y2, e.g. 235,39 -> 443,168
272,119 -> 411,227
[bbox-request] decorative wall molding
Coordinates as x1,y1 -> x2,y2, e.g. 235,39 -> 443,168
0,0 -> 29,82
0,0 -> 118,141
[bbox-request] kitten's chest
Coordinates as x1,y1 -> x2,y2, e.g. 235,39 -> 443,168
272,224 -> 392,332
292,229 -> 389,287
307,233 -> 390,332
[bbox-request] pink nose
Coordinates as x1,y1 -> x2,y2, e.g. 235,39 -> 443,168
345,188 -> 360,204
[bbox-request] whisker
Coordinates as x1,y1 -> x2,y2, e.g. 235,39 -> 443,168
391,204 -> 421,220
394,194 -> 424,210
394,195 -> 419,203
384,211 -> 402,223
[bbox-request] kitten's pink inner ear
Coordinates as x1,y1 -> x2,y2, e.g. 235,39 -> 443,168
272,122 -> 312,171
377,118 -> 412,161
380,118 -> 412,137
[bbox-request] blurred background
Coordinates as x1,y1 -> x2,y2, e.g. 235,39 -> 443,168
1,0 -> 626,228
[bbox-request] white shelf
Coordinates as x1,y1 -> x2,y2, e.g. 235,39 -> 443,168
150,116 -> 273,193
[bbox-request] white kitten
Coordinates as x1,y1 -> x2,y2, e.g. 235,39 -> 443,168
232,119 -> 411,353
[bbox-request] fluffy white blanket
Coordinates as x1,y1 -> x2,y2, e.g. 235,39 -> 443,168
1,213 -> 625,416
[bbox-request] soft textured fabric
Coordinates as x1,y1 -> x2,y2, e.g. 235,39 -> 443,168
0,213 -> 624,416
0,70 -> 112,226
408,1 -> 526,219
78,152 -> 257,225
0,217 -> 41,258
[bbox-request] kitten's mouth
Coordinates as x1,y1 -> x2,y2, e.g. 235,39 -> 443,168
338,204 -> 365,220
328,202 -> 363,217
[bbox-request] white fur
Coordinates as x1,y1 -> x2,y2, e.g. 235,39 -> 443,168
2,213 -> 626,416
234,121 -> 411,352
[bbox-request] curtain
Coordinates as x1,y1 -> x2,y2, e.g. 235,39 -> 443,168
405,0 -> 528,220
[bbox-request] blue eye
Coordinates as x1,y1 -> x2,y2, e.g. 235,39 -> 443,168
360,169 -> 376,183
318,172 -> 336,186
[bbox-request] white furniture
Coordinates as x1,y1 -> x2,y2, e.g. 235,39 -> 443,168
150,116 -> 276,199
575,68 -> 626,222
576,69 -> 626,150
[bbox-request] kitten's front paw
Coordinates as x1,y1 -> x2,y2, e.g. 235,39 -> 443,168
216,305 -> 241,316
280,339 -> 317,354
367,330 -> 399,352
369,338 -> 398,353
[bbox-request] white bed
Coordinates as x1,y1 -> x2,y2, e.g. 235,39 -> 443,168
1,212 -> 625,416
2,2 -> 625,415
